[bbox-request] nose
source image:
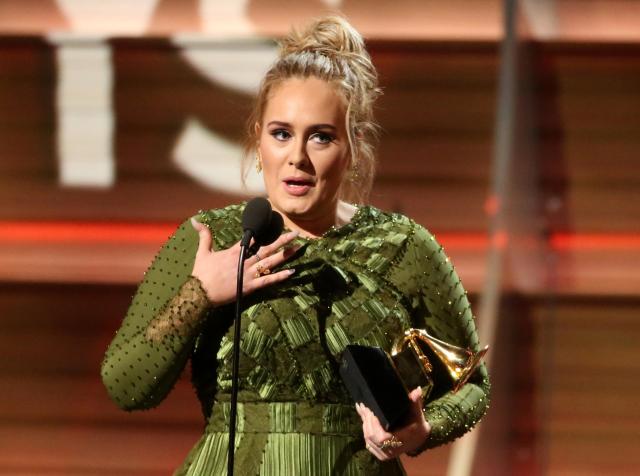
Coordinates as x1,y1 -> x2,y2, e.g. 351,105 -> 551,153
288,139 -> 309,167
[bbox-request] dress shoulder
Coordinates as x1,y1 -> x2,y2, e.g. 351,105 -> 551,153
360,206 -> 441,257
350,205 -> 416,238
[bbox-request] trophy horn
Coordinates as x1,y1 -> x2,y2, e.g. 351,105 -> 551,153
392,328 -> 488,393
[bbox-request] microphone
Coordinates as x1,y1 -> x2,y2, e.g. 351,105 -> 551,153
228,197 -> 283,476
241,197 -> 284,249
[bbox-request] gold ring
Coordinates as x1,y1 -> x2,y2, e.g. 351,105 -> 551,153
379,436 -> 403,450
255,263 -> 271,278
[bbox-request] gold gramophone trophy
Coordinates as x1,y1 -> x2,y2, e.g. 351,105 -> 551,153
390,328 -> 489,401
339,328 -> 488,430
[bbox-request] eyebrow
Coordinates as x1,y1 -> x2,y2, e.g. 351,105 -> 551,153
266,121 -> 337,131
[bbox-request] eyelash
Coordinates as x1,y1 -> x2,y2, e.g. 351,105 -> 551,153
312,132 -> 334,144
271,129 -> 290,141
270,129 -> 334,144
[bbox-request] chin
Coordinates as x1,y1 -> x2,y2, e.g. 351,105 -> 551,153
275,200 -> 312,218
271,194 -> 316,219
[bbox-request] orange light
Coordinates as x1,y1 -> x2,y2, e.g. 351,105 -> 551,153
491,231 -> 509,249
0,221 -> 178,244
1,222 -> 638,252
437,233 -> 488,249
484,195 -> 500,216
550,233 -> 640,250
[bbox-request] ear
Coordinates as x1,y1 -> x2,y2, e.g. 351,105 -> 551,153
254,122 -> 263,153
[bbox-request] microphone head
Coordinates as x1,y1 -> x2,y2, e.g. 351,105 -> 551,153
257,210 -> 284,247
242,197 -> 272,234
241,197 -> 284,247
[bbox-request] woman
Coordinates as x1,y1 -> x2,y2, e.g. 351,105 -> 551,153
101,15 -> 490,475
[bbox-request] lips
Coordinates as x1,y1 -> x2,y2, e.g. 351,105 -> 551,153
282,176 -> 315,196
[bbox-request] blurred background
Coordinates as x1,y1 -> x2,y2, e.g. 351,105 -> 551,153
0,0 -> 639,474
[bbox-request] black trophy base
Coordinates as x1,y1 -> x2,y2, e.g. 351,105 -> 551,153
339,344 -> 411,431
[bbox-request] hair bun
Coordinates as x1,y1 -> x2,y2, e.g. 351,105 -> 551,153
279,15 -> 366,60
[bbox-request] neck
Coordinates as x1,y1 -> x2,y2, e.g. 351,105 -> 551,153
282,213 -> 337,239
277,201 -> 357,239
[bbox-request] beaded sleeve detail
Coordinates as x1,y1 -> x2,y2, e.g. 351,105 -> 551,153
101,216 -> 207,411
404,224 -> 491,453
145,276 -> 210,343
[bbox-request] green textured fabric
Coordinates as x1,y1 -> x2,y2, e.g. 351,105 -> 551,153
101,203 -> 490,475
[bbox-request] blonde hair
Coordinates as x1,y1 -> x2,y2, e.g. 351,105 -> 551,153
243,15 -> 382,204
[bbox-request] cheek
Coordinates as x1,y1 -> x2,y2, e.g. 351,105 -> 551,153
263,164 -> 281,187
333,149 -> 350,176
260,147 -> 284,176
319,154 -> 349,185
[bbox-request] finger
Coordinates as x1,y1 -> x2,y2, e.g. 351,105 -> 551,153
362,410 -> 393,458
362,415 -> 382,458
409,387 -> 423,402
360,405 -> 376,439
248,241 -> 300,269
357,405 -> 401,458
362,406 -> 374,438
365,438 -> 390,461
361,405 -> 386,435
408,387 -> 425,418
360,407 -> 392,461
249,249 -> 263,263
362,406 -> 393,447
365,424 -> 400,462
190,216 -> 204,232
256,230 -> 299,256
246,268 -> 295,292
252,245 -> 301,273
191,217 -> 213,254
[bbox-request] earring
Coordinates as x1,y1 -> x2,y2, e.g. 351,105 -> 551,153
255,150 -> 262,173
347,164 -> 359,183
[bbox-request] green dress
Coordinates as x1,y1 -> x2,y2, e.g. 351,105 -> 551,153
101,203 -> 490,475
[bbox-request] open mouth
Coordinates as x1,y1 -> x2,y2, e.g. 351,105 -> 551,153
283,177 -> 314,195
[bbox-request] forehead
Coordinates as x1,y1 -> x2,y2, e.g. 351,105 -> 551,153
263,77 -> 346,126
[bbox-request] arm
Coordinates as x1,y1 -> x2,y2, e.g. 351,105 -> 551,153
100,216 -> 210,411
407,224 -> 491,452
101,211 -> 300,411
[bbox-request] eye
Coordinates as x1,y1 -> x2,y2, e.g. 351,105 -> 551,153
310,132 -> 334,144
270,129 -> 291,141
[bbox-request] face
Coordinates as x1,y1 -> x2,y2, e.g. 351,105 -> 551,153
257,76 -> 350,230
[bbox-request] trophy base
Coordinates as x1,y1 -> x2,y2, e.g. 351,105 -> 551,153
339,345 -> 411,431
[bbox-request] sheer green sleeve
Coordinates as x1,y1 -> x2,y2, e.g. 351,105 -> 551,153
100,216 -> 211,411
407,224 -> 491,453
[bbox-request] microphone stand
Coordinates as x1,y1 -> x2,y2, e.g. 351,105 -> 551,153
227,241 -> 249,476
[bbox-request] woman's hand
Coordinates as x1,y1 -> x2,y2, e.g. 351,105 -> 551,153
190,217 -> 299,307
356,387 -> 431,460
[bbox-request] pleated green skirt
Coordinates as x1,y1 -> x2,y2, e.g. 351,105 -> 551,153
175,402 -> 406,476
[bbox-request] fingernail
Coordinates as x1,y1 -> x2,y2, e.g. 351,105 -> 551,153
190,217 -> 199,228
290,230 -> 299,237
288,269 -> 296,275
